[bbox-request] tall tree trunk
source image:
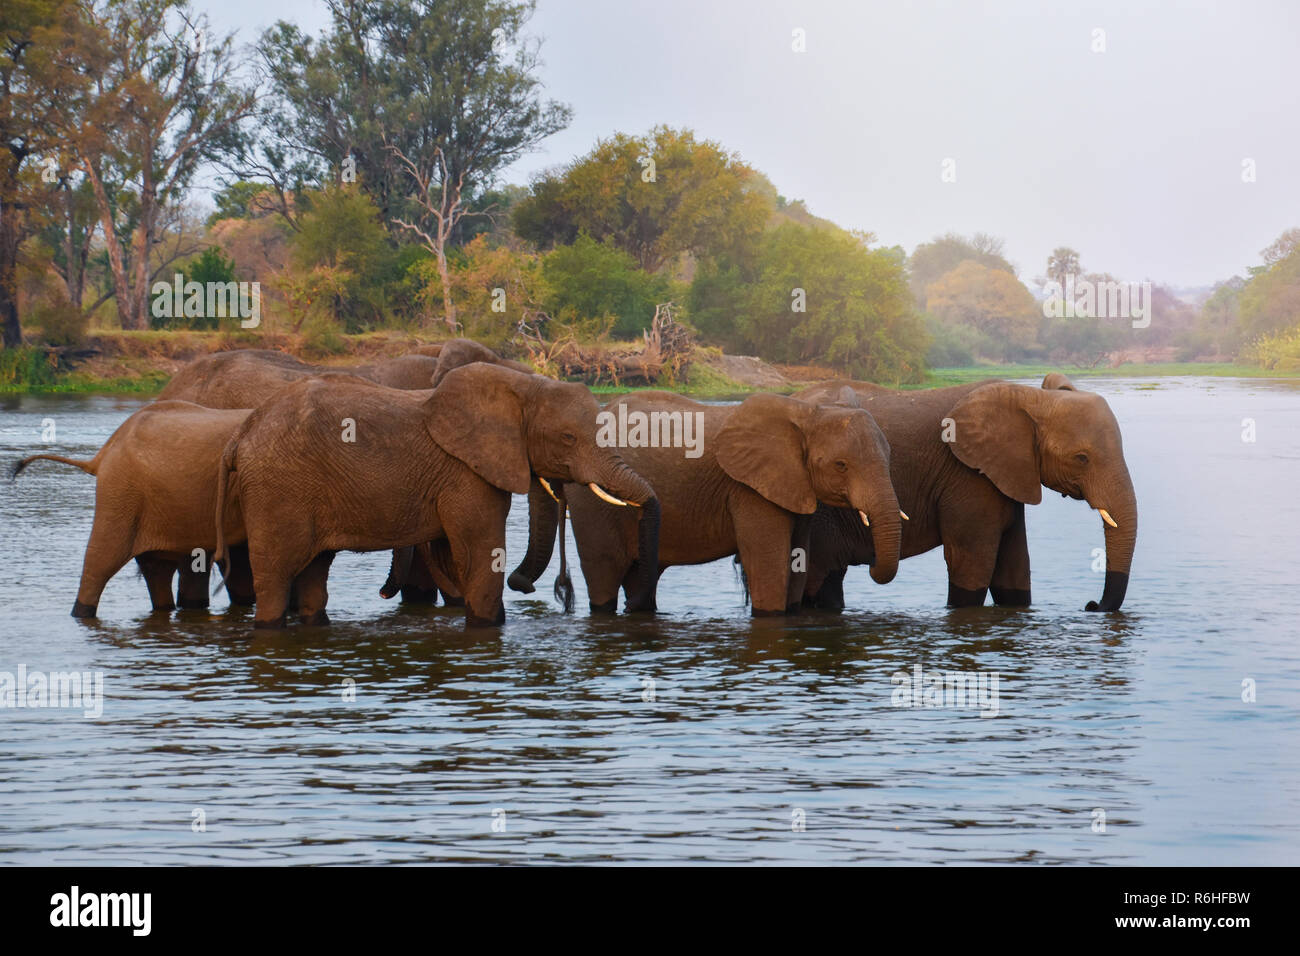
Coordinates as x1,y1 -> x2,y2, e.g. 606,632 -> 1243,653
0,199 -> 22,349
436,244 -> 456,332
81,156 -> 133,330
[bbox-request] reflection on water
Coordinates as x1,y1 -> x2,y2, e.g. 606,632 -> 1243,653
1,378 -> 1297,863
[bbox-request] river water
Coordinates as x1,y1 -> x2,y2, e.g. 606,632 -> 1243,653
0,377 -> 1297,864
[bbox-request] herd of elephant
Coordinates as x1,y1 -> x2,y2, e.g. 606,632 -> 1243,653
12,340 -> 1138,628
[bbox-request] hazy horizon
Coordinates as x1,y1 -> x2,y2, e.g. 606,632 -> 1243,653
203,0 -> 1300,289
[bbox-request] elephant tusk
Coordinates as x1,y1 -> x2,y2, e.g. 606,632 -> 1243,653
859,510 -> 870,527
538,476 -> 559,502
1099,508 -> 1118,528
590,482 -> 633,507
900,511 -> 910,521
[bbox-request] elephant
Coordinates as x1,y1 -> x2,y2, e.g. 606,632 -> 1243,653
156,348 -> 443,408
158,346 -> 471,606
791,373 -> 1137,612
213,363 -> 660,628
429,338 -> 534,386
509,390 -> 904,615
11,400 -> 257,617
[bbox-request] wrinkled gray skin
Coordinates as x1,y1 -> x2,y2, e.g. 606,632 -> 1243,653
792,373 -> 1137,613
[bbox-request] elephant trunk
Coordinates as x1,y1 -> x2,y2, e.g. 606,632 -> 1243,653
859,481 -> 903,585
507,477 -> 560,594
590,457 -> 659,612
1085,469 -> 1137,612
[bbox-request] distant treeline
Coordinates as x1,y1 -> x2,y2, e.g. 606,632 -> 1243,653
4,1 -> 1298,381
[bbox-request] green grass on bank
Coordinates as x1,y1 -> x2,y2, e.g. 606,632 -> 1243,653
921,361 -> 1293,387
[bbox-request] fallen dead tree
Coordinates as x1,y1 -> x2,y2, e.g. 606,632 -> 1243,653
512,303 -> 693,386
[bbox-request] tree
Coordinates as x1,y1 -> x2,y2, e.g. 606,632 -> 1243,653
253,0 -> 570,332
1046,246 -> 1081,289
513,126 -> 770,274
51,0 -> 257,330
1239,239 -> 1300,341
924,260 -> 1040,360
540,233 -> 674,338
721,224 -> 928,384
0,0 -> 80,348
907,232 -> 1015,306
287,185 -> 399,332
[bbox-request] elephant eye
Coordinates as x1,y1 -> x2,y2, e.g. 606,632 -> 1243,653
835,459 -> 848,472
1075,452 -> 1089,465
561,431 -> 577,446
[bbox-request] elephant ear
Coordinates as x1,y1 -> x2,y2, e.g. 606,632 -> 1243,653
715,394 -> 817,514
1041,372 -> 1077,391
829,385 -> 861,408
946,383 -> 1043,505
425,364 -> 531,495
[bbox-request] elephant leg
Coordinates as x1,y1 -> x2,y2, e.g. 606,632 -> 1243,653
942,528 -> 1002,608
248,542 -> 295,630
223,545 -> 256,607
811,567 -> 846,612
733,505 -> 795,616
294,550 -> 336,625
135,552 -> 176,612
570,492 -> 631,613
990,503 -> 1031,607
72,516 -> 137,617
442,492 -> 510,626
424,539 -> 465,607
177,553 -> 211,610
786,515 -> 812,613
619,562 -> 661,613
381,547 -> 415,600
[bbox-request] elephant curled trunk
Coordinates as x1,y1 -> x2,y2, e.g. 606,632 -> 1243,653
861,482 -> 903,585
1085,469 -> 1137,612
508,477 -> 560,594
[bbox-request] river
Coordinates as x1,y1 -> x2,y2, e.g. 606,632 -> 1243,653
1,377 -> 1296,863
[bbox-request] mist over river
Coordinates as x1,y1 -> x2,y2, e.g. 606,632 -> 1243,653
1,377 -> 1297,864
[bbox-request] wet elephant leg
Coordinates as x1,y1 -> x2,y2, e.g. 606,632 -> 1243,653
442,491 -> 511,627
733,503 -> 795,616
990,502 -> 1031,607
248,544 -> 294,630
136,553 -> 177,612
73,516 -> 137,617
786,515 -> 811,613
811,567 -> 846,612
294,550 -> 336,625
223,544 -> 256,607
569,492 -> 633,613
942,525 -> 1003,608
177,553 -> 211,609
424,539 -> 464,607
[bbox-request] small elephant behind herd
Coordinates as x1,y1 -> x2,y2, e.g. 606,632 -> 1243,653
11,343 -> 1138,627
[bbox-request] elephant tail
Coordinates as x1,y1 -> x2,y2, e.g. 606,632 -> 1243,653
733,554 -> 750,606
553,498 -> 574,614
11,453 -> 97,480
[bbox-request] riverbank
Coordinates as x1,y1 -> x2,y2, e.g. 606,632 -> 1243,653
2,331 -> 1296,397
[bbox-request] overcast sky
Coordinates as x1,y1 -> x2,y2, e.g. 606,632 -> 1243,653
206,0 -> 1300,289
